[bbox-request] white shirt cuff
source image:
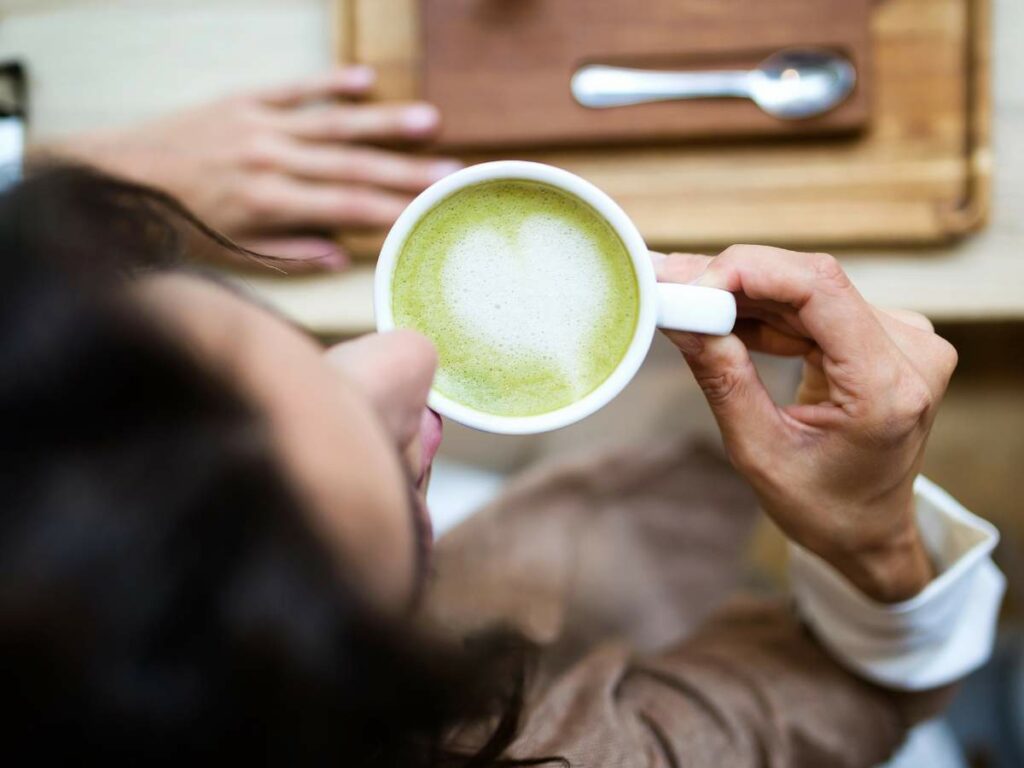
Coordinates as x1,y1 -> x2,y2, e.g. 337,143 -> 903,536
789,476 -> 1005,691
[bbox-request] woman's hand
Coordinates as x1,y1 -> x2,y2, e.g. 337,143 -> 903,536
656,245 -> 959,603
31,66 -> 461,272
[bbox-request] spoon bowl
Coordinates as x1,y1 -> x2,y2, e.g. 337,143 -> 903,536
748,49 -> 856,119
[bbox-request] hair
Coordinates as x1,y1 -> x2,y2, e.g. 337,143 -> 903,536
0,164 -> 559,766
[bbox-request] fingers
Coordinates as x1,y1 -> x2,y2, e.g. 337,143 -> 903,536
660,248 -> 949,387
656,250 -> 813,355
277,101 -> 442,143
788,307 -> 956,429
256,66 -> 377,106
875,307 -> 934,333
697,245 -> 895,373
873,308 -> 958,399
326,330 -> 438,448
263,140 -> 461,193
238,236 -> 350,273
669,332 -> 789,469
671,245 -> 955,440
667,245 -> 955,448
650,251 -> 712,284
241,174 -> 413,229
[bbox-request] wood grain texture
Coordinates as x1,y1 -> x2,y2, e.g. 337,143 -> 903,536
0,0 -> 1010,328
339,0 -> 987,250
421,0 -> 871,148
350,0 -> 421,99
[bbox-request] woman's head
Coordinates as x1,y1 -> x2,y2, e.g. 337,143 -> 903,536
137,272 -> 441,608
0,165 -> 531,764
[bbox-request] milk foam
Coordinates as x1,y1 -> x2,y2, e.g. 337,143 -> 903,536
441,214 -> 612,397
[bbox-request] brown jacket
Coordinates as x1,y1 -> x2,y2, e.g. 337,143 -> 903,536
426,440 -> 949,768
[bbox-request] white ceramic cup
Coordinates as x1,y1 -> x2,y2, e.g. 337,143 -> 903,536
375,161 -> 736,434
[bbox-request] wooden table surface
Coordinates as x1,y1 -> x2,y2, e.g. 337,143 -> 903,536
416,0 -> 873,148
2,0 -> 1022,326
349,0 -> 983,249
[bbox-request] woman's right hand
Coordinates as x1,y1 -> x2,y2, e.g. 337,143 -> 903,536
31,66 -> 462,272
655,245 -> 959,603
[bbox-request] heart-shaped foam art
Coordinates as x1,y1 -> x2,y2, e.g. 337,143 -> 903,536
392,181 -> 639,418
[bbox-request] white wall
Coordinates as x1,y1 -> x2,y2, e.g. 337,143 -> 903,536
0,0 -> 335,138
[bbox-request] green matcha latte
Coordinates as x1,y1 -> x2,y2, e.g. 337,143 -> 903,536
392,180 -> 639,418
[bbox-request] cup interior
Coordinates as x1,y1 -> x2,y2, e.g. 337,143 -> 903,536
375,161 -> 657,435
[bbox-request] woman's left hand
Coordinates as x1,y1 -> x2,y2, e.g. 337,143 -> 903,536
30,66 -> 462,272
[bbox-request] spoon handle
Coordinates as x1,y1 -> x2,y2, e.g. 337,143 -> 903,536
571,65 -> 752,109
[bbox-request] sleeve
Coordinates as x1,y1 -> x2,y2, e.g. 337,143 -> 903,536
510,480 -> 1004,768
789,475 -> 1005,690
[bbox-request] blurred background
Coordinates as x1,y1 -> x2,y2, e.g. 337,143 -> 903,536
1,0 -> 1021,764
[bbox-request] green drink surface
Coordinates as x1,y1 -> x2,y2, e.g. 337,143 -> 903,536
392,180 -> 639,418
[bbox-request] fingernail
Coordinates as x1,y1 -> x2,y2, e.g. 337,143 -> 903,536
323,253 -> 349,271
402,104 -> 440,132
667,330 -> 704,356
429,160 -> 463,181
649,250 -> 667,267
345,65 -> 375,88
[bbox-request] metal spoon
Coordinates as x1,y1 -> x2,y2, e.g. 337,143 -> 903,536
571,48 -> 856,120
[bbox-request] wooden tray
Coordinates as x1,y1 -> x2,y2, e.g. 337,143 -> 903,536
336,0 -> 989,249
420,0 -> 871,149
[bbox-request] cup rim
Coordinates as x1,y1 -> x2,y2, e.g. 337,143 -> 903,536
375,160 -> 656,435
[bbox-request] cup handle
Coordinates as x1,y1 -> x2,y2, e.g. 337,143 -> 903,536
655,283 -> 736,335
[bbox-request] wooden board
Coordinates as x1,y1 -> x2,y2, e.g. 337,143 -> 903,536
340,0 -> 989,250
421,0 -> 871,149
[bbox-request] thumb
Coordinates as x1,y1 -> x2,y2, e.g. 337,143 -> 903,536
667,331 -> 785,461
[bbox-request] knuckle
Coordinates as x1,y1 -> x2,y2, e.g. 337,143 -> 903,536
717,243 -> 749,265
345,151 -> 382,180
809,252 -> 851,291
306,108 -> 352,138
331,191 -> 390,222
902,310 -> 935,332
891,373 -> 934,427
237,135 -> 278,170
330,191 -> 365,218
328,108 -> 359,137
935,337 -> 959,377
694,366 -> 744,408
238,178 -> 280,217
859,363 -> 936,445
394,158 -> 428,182
707,244 -> 752,282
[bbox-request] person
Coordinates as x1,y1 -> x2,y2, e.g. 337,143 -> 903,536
26,66 -> 462,271
0,163 -> 1003,766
